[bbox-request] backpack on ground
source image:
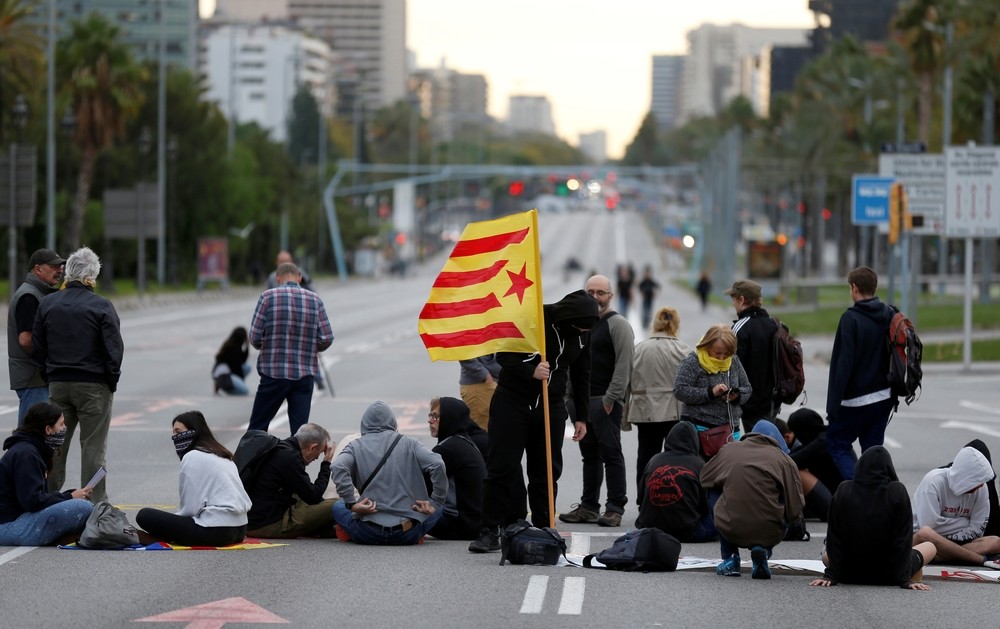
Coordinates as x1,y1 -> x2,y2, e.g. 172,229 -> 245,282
499,520 -> 568,566
887,305 -> 922,407
583,528 -> 681,572
770,317 -> 806,408
78,501 -> 140,549
233,430 -> 280,487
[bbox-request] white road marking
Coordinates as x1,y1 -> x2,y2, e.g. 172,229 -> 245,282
519,575 -> 549,614
941,420 -> 1000,439
568,533 -> 591,556
0,405 -> 19,416
883,436 -> 902,448
959,400 -> 1000,416
557,577 -> 586,615
0,546 -> 35,566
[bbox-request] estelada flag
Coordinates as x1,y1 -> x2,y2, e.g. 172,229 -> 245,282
418,210 -> 544,361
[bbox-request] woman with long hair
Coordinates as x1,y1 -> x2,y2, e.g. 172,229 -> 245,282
136,411 -> 251,546
0,402 -> 94,545
213,326 -> 251,395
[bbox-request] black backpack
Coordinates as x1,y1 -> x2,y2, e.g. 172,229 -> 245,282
583,528 -> 681,572
233,430 -> 280,487
887,305 -> 923,407
771,317 -> 806,407
499,520 -> 568,566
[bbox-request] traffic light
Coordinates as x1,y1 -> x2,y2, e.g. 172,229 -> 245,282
508,180 -> 524,196
889,182 -> 904,244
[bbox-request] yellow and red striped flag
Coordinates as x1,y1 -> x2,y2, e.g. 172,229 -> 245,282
418,210 -> 544,361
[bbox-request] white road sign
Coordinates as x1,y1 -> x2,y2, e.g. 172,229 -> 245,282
944,146 -> 1000,237
878,153 -> 945,235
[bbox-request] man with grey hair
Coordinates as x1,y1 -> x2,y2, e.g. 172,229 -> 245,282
32,246 -> 123,503
244,423 -> 337,538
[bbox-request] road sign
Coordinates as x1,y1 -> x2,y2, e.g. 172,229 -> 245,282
103,182 -> 158,239
851,175 -> 895,225
944,146 -> 1000,237
878,153 -> 945,235
880,142 -> 927,154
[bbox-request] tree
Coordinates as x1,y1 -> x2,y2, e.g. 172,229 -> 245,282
893,0 -> 953,145
287,85 -> 321,166
0,0 -> 43,143
621,112 -> 664,166
57,13 -> 146,251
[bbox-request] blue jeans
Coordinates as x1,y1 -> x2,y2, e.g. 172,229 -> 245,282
826,398 -> 895,481
0,500 -> 93,546
226,364 -> 252,396
332,500 -> 443,545
16,386 -> 50,426
248,374 -> 314,434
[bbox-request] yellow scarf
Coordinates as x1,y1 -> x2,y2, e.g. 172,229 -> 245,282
696,347 -> 732,374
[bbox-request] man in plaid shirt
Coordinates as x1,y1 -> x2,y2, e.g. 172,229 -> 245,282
248,263 -> 334,434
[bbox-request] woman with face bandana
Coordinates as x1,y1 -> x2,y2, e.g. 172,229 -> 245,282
0,402 -> 94,545
136,411 -> 252,546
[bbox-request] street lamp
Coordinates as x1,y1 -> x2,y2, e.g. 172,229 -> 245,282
8,95 -> 28,299
166,135 -> 177,284
61,109 -> 76,237
137,126 -> 152,297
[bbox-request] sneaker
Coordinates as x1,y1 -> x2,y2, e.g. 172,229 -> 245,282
334,524 -> 351,542
751,546 -> 771,580
558,504 -> 599,524
597,511 -> 622,527
468,528 -> 500,553
716,554 -> 741,577
983,558 -> 1000,570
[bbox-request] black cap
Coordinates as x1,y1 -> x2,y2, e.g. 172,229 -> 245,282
28,249 -> 66,269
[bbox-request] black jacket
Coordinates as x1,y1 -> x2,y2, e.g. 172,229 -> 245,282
732,306 -> 779,420
0,433 -> 74,524
428,397 -> 487,540
634,422 -> 707,541
788,408 -> 844,493
245,436 -> 331,529
827,297 -> 894,420
495,289 -> 598,423
824,446 -> 915,587
32,282 -> 124,392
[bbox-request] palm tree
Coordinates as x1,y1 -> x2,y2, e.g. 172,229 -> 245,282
57,13 -> 146,250
0,0 -> 43,143
893,0 -> 954,145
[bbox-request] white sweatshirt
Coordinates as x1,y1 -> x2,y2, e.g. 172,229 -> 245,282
177,449 -> 252,527
912,447 -> 994,543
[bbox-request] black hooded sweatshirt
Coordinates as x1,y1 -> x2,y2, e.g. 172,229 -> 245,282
495,289 -> 598,423
0,432 -> 75,523
827,296 -> 894,420
788,407 -> 844,491
824,446 -> 915,587
634,421 -> 707,540
429,397 -> 487,540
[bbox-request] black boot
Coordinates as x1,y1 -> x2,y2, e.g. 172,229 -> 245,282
468,527 -> 500,553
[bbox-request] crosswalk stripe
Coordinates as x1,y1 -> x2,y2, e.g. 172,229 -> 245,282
557,577 -> 586,615
519,575 -> 548,614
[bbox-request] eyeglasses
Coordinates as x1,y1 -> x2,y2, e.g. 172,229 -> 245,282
587,289 -> 611,297
427,412 -> 440,421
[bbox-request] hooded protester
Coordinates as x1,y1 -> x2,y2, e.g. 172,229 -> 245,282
912,446 -> 1000,568
701,419 -> 804,579
940,439 -> 1000,537
635,422 -> 715,542
811,446 -> 933,590
426,397 -> 487,540
332,401 -> 447,545
469,289 -> 599,553
787,407 -> 843,522
431,397 -> 488,459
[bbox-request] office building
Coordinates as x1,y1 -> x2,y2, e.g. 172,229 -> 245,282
579,130 -> 607,164
507,95 -> 555,136
651,55 -> 685,130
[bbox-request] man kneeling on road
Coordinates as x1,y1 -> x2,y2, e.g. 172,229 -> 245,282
912,445 -> 1000,570
244,423 -> 337,538
332,401 -> 447,545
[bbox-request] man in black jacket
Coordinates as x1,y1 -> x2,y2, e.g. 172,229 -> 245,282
245,423 -> 336,538
426,397 -> 486,540
727,280 -> 779,432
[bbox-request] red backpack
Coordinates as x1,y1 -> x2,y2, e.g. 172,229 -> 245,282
887,306 -> 922,407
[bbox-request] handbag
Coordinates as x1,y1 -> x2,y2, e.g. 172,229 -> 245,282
698,423 -> 733,458
212,363 -> 234,392
78,501 -> 140,549
499,520 -> 568,566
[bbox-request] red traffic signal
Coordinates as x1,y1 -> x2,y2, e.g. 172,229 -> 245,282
508,181 -> 524,196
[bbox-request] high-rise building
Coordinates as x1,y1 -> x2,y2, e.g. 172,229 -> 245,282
578,130 -> 607,164
409,65 -> 491,142
49,0 -> 199,70
651,55 -> 685,130
809,0 -> 903,52
201,23 -> 335,143
508,95 -> 555,136
214,0 -> 288,21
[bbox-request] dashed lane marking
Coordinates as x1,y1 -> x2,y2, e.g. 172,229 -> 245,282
519,575 -> 549,614
0,546 -> 35,566
557,577 -> 586,615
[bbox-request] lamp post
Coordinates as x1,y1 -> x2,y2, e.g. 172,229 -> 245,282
166,135 -> 178,285
61,109 -> 76,241
8,95 -> 28,299
137,126 -> 152,297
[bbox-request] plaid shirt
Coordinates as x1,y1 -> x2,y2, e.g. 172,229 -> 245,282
250,282 -> 334,380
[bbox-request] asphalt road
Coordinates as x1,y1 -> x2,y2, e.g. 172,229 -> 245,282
1,208 -> 999,628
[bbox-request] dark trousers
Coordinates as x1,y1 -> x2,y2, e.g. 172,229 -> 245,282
136,508 -> 246,547
577,398 -> 627,514
635,421 -> 678,499
481,392 -> 566,529
248,374 -> 314,434
826,398 -> 895,481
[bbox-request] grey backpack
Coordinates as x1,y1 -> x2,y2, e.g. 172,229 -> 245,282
78,501 -> 140,549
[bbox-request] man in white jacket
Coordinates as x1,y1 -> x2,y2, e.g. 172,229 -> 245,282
912,446 -> 1000,568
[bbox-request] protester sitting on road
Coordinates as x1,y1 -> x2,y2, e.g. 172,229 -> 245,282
213,326 -> 252,396
634,422 -> 716,543
626,306 -> 690,497
674,324 -> 751,459
426,397 -> 487,541
786,408 -> 843,522
0,402 -> 93,546
243,423 -> 336,538
701,419 -> 804,579
939,440 -> 1000,538
810,446 -> 933,590
912,445 -> 1000,569
332,401 -> 447,545
429,396 -> 487,459
136,411 -> 251,546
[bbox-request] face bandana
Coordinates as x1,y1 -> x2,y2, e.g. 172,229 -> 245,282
696,346 -> 732,374
45,428 -> 67,451
172,430 -> 197,459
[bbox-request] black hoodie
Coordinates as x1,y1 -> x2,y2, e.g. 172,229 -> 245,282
634,422 -> 707,540
0,432 -> 75,524
429,397 -> 487,540
495,289 -> 598,422
788,407 -> 844,491
824,446 -> 915,587
827,296 -> 894,419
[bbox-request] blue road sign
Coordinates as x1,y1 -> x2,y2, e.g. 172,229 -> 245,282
851,175 -> 895,225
